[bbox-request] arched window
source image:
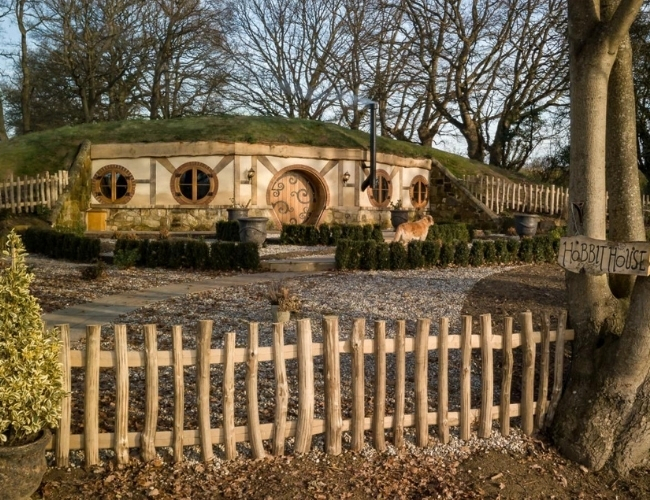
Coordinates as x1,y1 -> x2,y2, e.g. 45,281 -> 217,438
409,175 -> 429,208
92,165 -> 135,204
368,170 -> 392,208
170,162 -> 217,205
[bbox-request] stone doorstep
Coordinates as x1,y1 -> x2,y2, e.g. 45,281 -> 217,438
262,256 -> 336,272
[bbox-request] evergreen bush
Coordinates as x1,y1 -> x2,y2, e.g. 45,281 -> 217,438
235,242 -> 261,270
427,223 -> 470,243
407,241 -> 426,269
494,240 -> 509,264
469,240 -> 485,267
359,240 -> 378,270
376,243 -> 391,270
422,241 -> 441,267
454,241 -> 470,266
518,237 -> 534,263
389,242 -> 409,270
483,240 -> 497,264
215,221 -> 240,242
211,241 -> 236,270
506,239 -> 521,263
439,242 -> 456,267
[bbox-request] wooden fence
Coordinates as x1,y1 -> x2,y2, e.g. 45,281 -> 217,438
50,311 -> 573,466
461,174 -> 569,216
0,170 -> 69,214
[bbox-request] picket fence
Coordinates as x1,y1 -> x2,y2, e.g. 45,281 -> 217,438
0,170 -> 69,214
461,174 -> 569,216
50,311 -> 573,467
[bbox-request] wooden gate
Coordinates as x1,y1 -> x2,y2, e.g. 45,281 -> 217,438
269,170 -> 320,225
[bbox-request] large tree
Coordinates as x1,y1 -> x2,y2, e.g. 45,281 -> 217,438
551,0 -> 649,474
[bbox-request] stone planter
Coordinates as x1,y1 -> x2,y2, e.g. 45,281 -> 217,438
390,210 -> 410,230
514,213 -> 540,237
271,305 -> 291,323
238,217 -> 269,246
227,207 -> 249,221
0,429 -> 51,500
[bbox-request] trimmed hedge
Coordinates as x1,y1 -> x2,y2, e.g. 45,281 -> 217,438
215,221 -> 240,242
281,223 -> 383,246
335,235 -> 560,271
427,223 -> 471,243
114,238 -> 260,271
22,227 -> 100,263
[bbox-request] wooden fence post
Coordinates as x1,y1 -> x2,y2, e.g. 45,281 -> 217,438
479,314 -> 493,438
438,317 -> 449,444
373,321 -> 386,452
114,324 -> 130,465
521,311 -> 535,435
172,325 -> 185,463
272,324 -> 288,456
55,324 -> 71,467
142,325 -> 159,462
323,316 -> 342,455
84,325 -> 101,467
350,318 -> 365,452
500,317 -> 514,437
535,313 -> 551,430
197,320 -> 214,462
224,332 -> 237,459
460,316 -> 472,441
393,320 -> 406,448
295,319 -> 314,454
246,323 -> 265,459
415,318 -> 431,447
545,310 -> 567,429
9,174 -> 14,213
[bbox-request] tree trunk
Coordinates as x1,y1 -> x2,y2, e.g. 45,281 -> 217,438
17,0 -> 31,134
606,32 -> 646,298
552,0 -> 650,474
0,95 -> 8,142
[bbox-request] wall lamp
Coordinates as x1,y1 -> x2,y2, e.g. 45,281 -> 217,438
342,171 -> 351,186
242,167 -> 255,184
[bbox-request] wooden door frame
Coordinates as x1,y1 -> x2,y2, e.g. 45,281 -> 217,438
266,165 -> 330,227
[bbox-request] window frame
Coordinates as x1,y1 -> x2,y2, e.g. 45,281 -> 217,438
409,175 -> 429,209
367,170 -> 393,208
91,164 -> 135,204
170,162 -> 217,205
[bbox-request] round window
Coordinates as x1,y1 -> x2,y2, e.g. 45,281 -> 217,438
92,165 -> 135,204
170,162 -> 217,205
409,175 -> 429,209
368,170 -> 392,208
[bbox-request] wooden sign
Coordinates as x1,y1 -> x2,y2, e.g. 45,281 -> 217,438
558,236 -> 650,276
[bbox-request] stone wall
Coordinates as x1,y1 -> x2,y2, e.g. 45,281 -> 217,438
428,160 -> 498,226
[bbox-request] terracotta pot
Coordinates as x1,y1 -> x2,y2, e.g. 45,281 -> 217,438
0,429 -> 51,500
390,210 -> 410,230
271,305 -> 291,323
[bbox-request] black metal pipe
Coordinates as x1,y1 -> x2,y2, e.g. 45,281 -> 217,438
361,101 -> 377,192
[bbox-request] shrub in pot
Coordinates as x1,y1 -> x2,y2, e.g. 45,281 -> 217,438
0,231 -> 64,499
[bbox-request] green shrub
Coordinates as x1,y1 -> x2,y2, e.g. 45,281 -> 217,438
235,242 -> 260,270
483,240 -> 497,264
304,226 -> 320,246
506,239 -> 521,263
494,240 -> 509,264
407,241 -> 426,269
454,241 -> 470,266
532,235 -> 557,263
216,221 -> 240,242
330,225 -> 343,245
439,242 -> 456,267
185,239 -> 210,269
341,225 -> 363,241
80,260 -> 107,280
347,241 -> 362,269
372,224 -> 384,243
389,242 -> 408,270
114,248 -> 139,269
469,240 -> 485,267
22,227 -> 99,263
335,239 -> 353,270
211,241 -> 236,270
168,240 -> 186,269
0,231 -> 64,445
422,241 -> 441,267
427,223 -> 470,243
360,240 -> 378,270
318,224 -> 331,245
376,243 -> 391,270
518,237 -> 534,263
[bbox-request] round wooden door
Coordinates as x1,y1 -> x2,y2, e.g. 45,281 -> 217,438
269,170 -> 318,225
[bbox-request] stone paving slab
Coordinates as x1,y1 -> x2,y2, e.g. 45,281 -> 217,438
42,271 -> 311,342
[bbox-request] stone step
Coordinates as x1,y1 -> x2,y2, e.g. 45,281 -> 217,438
262,255 -> 336,272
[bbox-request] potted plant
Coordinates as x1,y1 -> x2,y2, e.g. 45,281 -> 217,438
0,230 -> 64,499
389,199 -> 410,230
267,283 -> 301,323
226,198 -> 251,221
